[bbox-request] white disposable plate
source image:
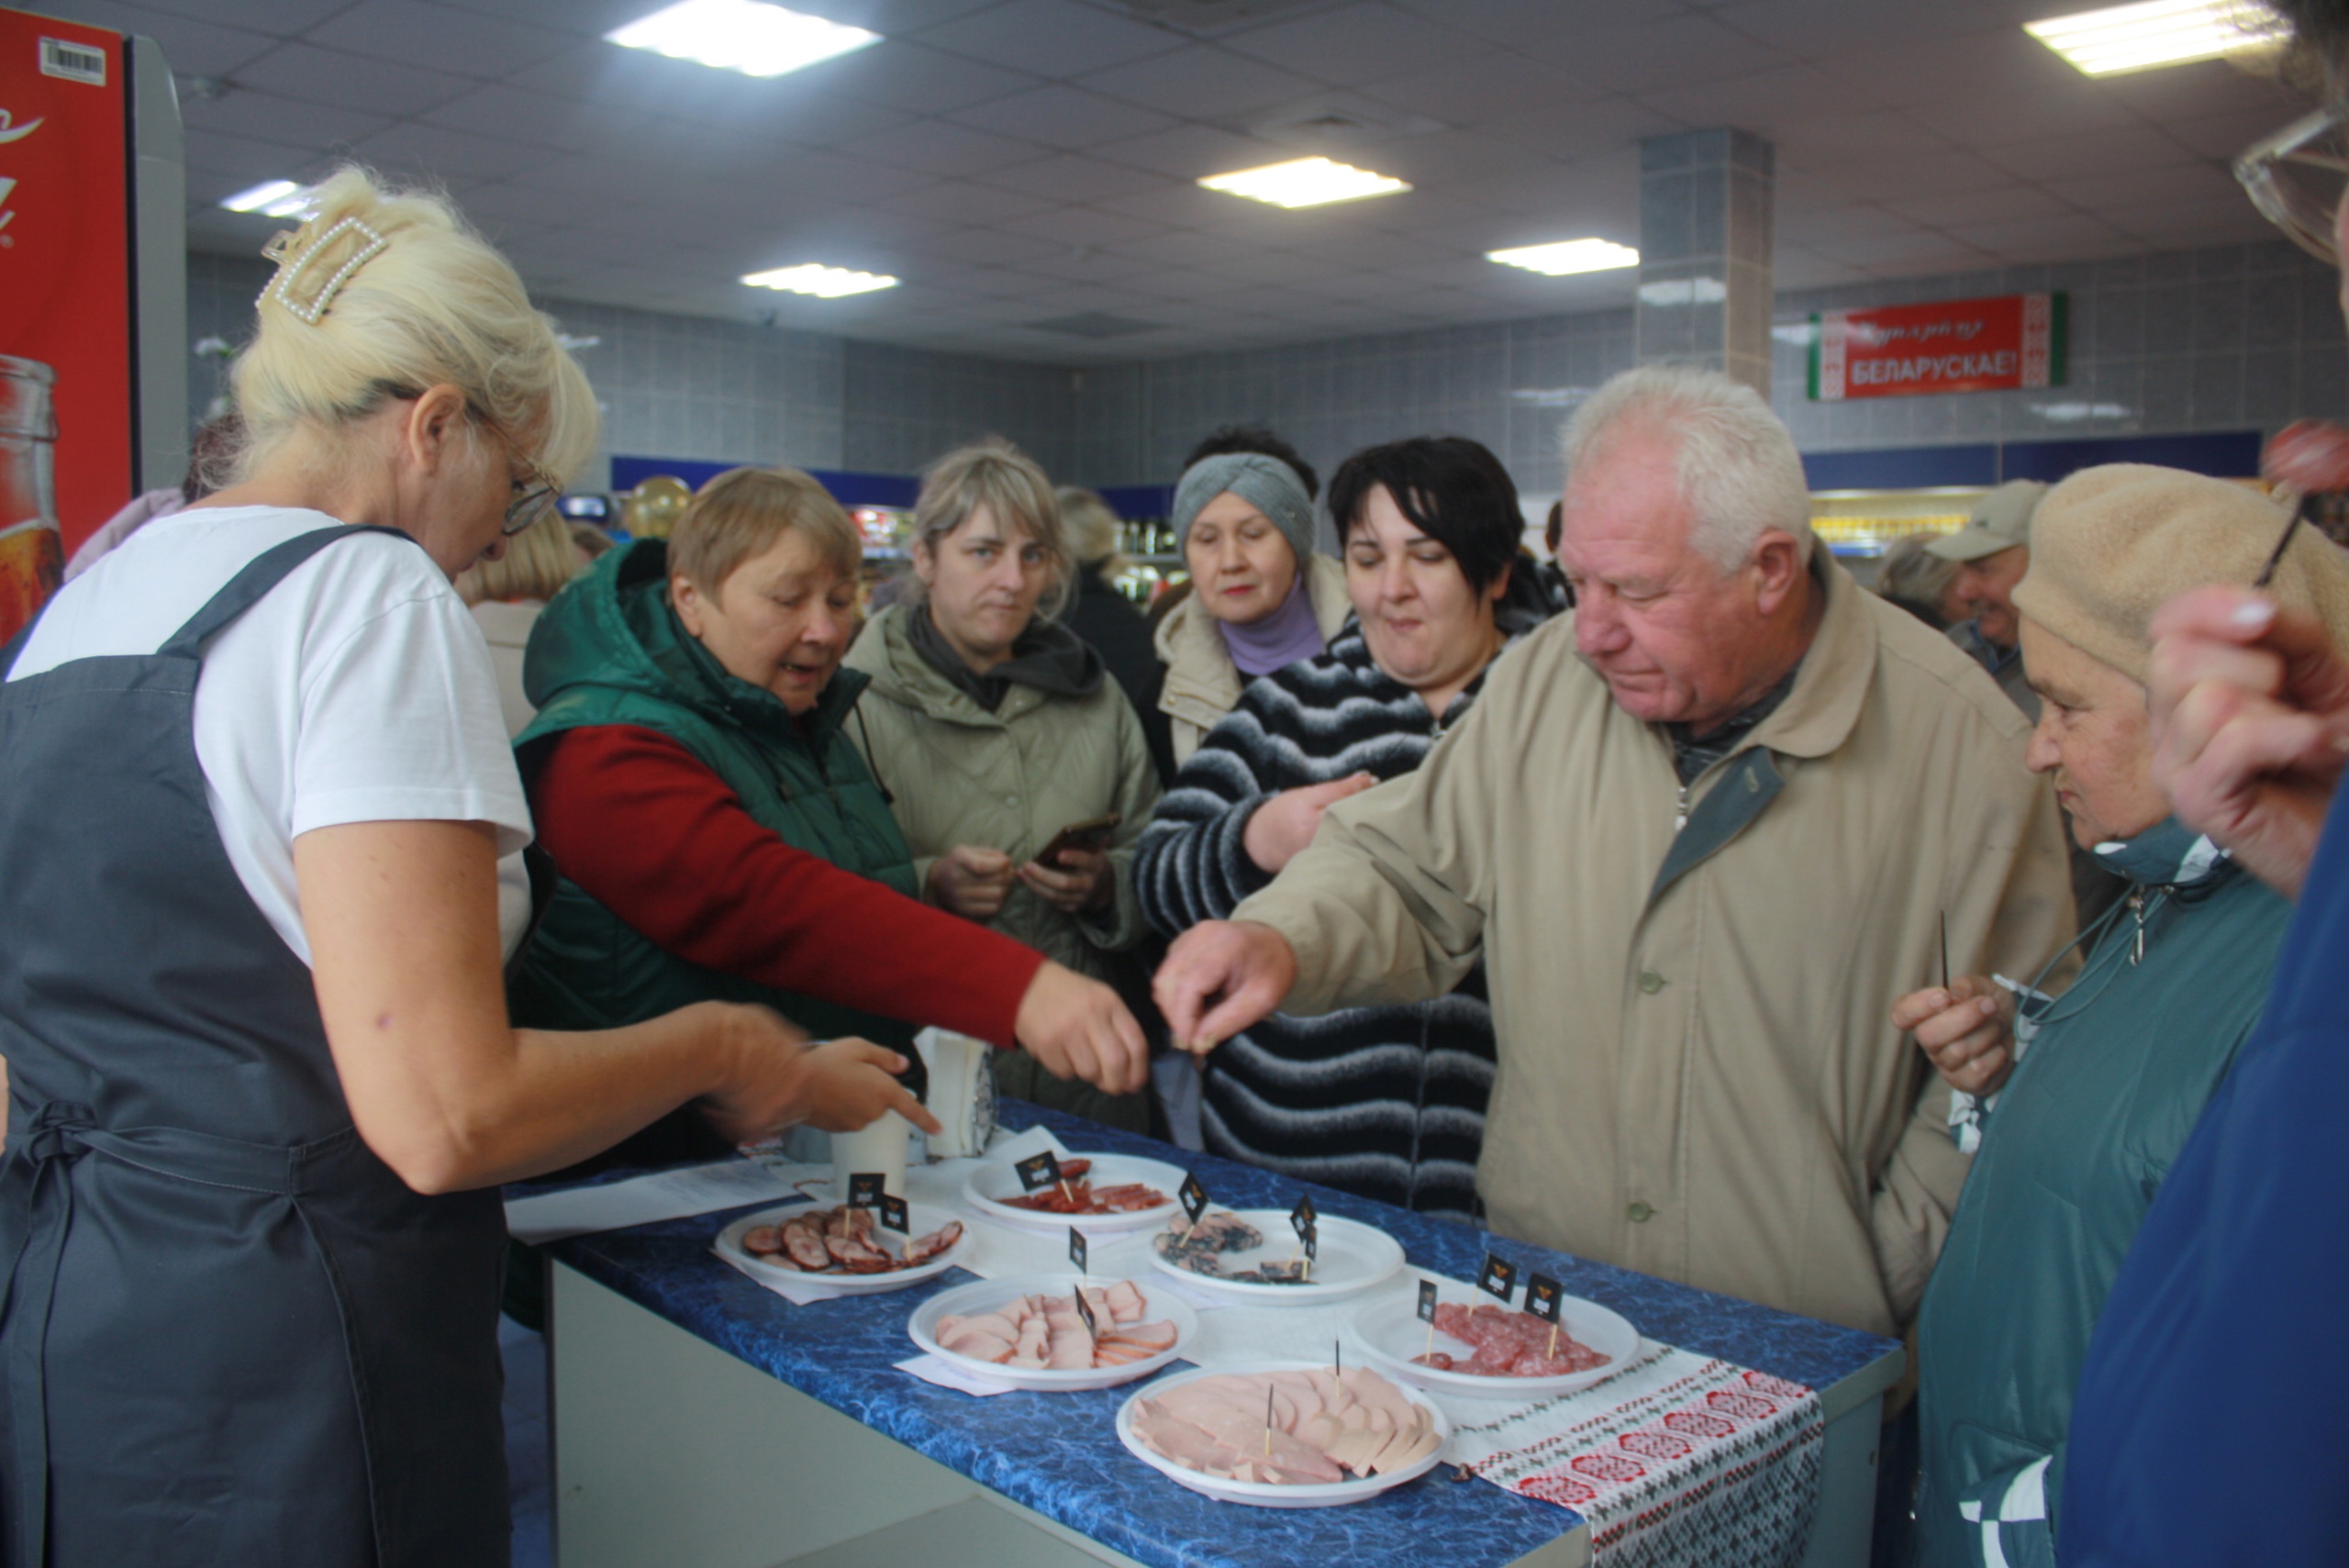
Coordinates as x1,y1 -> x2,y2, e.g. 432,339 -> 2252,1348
1146,1210 -> 1404,1307
961,1152 -> 1187,1235
907,1273 -> 1199,1392
1115,1360 -> 1450,1508
714,1202 -> 972,1297
1353,1284 -> 1640,1399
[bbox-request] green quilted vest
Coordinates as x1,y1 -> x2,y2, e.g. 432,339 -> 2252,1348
507,539 -> 918,1050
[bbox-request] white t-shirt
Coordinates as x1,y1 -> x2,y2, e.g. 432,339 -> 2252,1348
8,506 -> 534,964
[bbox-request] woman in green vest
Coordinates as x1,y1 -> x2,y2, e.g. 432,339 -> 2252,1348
845,439 -> 1163,1131
509,466 -> 1147,1167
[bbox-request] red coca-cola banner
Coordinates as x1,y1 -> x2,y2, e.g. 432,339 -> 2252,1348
0,7 -> 132,641
1809,293 -> 2067,402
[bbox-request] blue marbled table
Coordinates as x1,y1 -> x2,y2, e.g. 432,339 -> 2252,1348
541,1103 -> 1900,1568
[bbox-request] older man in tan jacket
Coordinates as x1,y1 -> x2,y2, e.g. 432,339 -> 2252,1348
1157,366 -> 2073,1338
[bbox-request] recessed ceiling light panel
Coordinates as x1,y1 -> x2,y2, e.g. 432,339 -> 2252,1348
1197,156 -> 1410,209
2025,0 -> 2286,75
607,0 -> 879,79
218,179 -> 313,217
1487,239 -> 1640,276
742,263 -> 898,297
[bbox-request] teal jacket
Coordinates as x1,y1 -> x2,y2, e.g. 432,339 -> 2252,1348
507,539 -> 918,1054
1913,819 -> 2290,1568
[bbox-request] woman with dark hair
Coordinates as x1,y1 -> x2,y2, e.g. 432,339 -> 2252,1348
1132,436 -> 1549,1217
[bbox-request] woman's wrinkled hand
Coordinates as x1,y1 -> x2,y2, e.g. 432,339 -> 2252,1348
1891,975 -> 2016,1098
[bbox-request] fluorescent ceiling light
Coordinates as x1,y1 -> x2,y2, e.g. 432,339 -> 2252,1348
1487,239 -> 1640,276
607,0 -> 879,79
218,179 -> 312,217
2025,0 -> 2286,75
1197,156 -> 1410,209
742,263 -> 898,297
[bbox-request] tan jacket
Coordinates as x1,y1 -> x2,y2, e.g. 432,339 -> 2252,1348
1231,561 -> 2074,1336
1154,553 -> 1353,767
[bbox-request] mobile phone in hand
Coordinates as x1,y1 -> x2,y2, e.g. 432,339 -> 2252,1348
1037,813 -> 1120,866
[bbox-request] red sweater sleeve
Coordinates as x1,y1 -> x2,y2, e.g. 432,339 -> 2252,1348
527,725 -> 1041,1046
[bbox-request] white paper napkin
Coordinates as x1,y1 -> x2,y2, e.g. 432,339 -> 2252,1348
895,1353 -> 1019,1397
505,1161 -> 809,1244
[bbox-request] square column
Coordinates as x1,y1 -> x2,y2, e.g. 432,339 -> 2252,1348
1636,128 -> 1775,395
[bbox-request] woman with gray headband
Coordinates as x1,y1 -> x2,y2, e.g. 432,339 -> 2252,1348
1152,451 -> 1352,766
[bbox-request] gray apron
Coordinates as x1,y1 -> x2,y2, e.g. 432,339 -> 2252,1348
0,527 -> 509,1566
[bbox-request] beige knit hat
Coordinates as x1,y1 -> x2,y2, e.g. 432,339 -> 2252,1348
2010,463 -> 2349,683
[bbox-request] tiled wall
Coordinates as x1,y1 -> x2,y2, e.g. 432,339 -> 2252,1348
841,341 -> 1076,480
1772,241 -> 2349,456
187,236 -> 2349,507
183,253 -> 1076,492
1066,238 -> 2349,504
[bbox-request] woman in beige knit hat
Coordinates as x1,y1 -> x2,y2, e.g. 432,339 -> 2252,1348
1891,461 -> 2349,1568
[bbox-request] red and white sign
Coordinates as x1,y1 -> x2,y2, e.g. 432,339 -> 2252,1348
1810,292 -> 2066,402
0,7 -> 132,641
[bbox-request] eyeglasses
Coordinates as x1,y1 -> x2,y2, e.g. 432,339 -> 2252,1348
2237,106 -> 2349,264
365,382 -> 562,536
503,451 -> 562,537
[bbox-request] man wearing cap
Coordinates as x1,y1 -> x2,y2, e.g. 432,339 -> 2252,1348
1891,463 -> 2349,1568
1930,480 -> 2047,715
1155,365 -> 2075,1340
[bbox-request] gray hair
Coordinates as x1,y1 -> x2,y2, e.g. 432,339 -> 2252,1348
1562,366 -> 1814,573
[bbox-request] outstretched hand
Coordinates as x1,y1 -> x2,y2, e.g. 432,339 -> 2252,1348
1152,919 -> 1298,1054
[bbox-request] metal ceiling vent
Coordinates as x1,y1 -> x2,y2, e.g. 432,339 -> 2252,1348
1099,0 -> 1336,35
1026,312 -> 1164,339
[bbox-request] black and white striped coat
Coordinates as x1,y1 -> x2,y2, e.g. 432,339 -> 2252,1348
1134,621 -> 1510,1223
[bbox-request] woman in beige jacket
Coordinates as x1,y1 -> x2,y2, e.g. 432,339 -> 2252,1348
1153,451 -> 1351,765
845,439 -> 1161,1130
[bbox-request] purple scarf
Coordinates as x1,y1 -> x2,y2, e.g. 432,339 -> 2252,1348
1218,576 -> 1327,677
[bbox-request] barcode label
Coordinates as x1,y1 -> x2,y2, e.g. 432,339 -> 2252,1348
40,37 -> 107,86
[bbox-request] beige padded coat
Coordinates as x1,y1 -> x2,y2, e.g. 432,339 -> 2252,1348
844,605 -> 1162,1128
1230,561 -> 2076,1336
1153,552 -> 1353,767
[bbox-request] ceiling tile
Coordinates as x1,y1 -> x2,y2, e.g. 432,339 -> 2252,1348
349,120 -> 554,182
1518,12 -> 1789,95
1221,3 -> 1498,87
1074,42 -> 1322,120
1883,183 -> 2077,228
303,0 -> 575,76
838,120 -> 1052,178
34,0 -> 278,77
121,0 -> 355,30
1092,122 -> 1286,180
1945,213 -> 2136,261
1980,125 -> 2200,183
912,0 -> 1184,78
230,41 -> 478,117
179,88 -> 395,152
871,180 -> 1061,225
996,205 -> 1171,246
947,83 -> 1177,150
779,39 -> 1045,115
973,153 -> 1169,202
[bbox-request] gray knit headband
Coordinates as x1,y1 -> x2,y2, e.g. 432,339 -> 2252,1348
1171,452 -> 1316,565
